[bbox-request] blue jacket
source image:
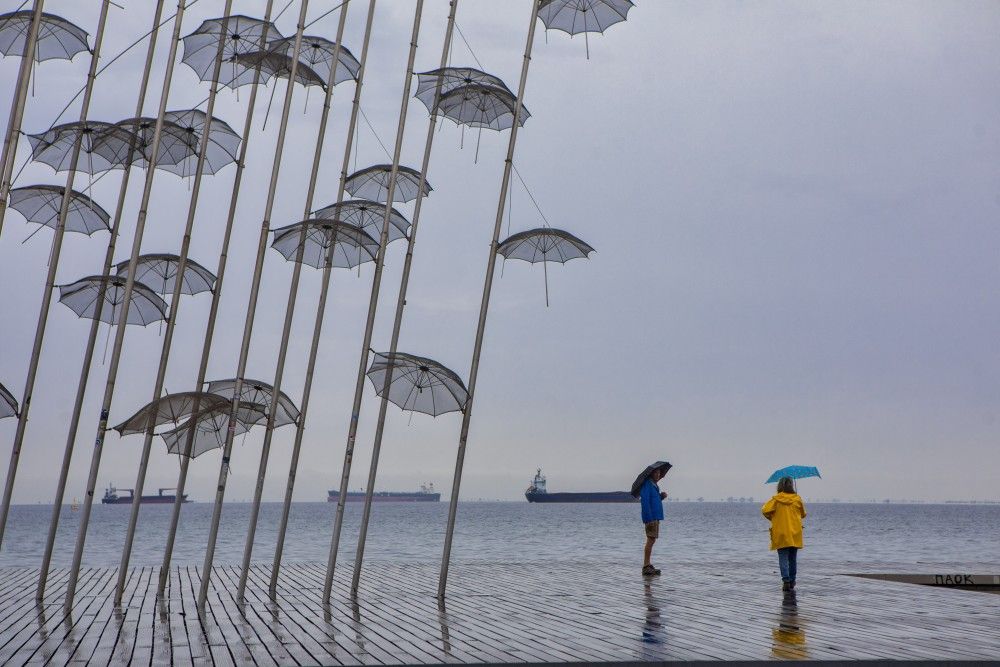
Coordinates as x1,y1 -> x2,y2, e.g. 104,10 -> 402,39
640,478 -> 664,523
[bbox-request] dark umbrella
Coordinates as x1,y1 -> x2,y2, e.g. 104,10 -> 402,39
630,461 -> 672,498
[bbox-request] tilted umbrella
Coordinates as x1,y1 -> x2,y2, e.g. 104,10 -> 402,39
112,391 -> 231,436
414,66 -> 513,115
115,253 -> 216,297
9,184 -> 109,235
27,121 -> 138,174
537,0 -> 635,58
0,382 -> 17,419
204,378 -> 300,428
312,199 -> 410,243
161,401 -> 268,458
270,219 -> 380,270
161,109 -> 242,177
57,275 -> 168,326
630,461 -> 672,498
0,11 -> 89,61
113,116 -> 200,171
269,35 -> 360,88
765,466 -> 821,484
435,84 -> 530,131
344,164 -> 431,204
366,352 -> 469,417
497,227 -> 595,306
233,50 -> 326,89
182,15 -> 283,89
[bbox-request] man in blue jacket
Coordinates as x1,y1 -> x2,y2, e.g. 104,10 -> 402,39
640,467 -> 667,576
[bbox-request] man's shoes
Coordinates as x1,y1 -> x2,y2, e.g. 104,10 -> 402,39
642,564 -> 661,576
782,581 -> 791,592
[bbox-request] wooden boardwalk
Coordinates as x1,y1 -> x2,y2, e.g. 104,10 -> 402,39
0,561 -> 998,664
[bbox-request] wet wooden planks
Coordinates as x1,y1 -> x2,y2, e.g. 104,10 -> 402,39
0,561 -> 997,664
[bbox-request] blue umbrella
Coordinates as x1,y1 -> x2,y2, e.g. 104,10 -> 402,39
766,465 -> 820,484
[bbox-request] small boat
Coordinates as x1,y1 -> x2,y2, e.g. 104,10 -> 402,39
328,483 -> 440,502
70,498 -> 79,511
525,469 -> 636,503
101,486 -> 189,505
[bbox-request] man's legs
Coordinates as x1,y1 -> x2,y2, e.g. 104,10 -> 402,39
643,536 -> 655,567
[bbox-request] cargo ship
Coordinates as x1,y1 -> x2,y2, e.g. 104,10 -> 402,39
328,483 -> 440,503
525,470 -> 636,503
101,486 -> 188,505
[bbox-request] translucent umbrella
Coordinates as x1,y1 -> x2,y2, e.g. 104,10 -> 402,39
269,35 -> 360,87
57,275 -> 168,326
182,15 -> 283,89
0,11 -> 89,62
537,0 -> 635,58
365,352 -> 469,417
8,184 -> 110,235
115,253 -> 216,297
0,382 -> 17,419
436,84 -> 530,132
312,199 -> 410,243
27,121 -> 138,174
344,164 -> 431,204
204,378 -> 300,428
161,109 -> 242,176
270,219 -> 380,270
233,49 -> 326,88
414,66 -> 513,115
497,227 -> 594,306
160,401 -> 269,458
113,116 -> 199,171
112,391 -> 231,436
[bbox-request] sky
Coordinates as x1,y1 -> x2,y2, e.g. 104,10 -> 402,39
1,0 -> 999,507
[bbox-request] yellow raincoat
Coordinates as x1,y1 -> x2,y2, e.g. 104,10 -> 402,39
761,492 -> 806,550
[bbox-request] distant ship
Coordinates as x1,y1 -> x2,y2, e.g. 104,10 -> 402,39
328,483 -> 440,503
101,486 -> 189,505
525,470 -> 637,503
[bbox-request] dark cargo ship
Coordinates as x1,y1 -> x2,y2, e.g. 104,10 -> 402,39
525,470 -> 636,503
101,486 -> 188,505
328,483 -> 440,503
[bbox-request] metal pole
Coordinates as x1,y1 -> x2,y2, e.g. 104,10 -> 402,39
268,0 -> 377,595
438,0 -> 539,600
235,0 -> 351,603
113,4 -> 236,606
351,0 -> 458,598
322,0 -> 425,605
64,0 -> 189,616
0,0 -> 111,551
157,0 -> 277,599
197,0 -> 311,614
0,0 -> 45,237
36,0 -> 167,602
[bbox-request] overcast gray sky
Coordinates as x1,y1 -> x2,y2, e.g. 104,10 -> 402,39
1,0 -> 999,505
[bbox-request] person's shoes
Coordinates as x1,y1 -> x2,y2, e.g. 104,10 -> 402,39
789,581 -> 796,591
642,564 -> 661,576
782,581 -> 791,592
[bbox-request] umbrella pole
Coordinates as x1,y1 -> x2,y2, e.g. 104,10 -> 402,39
36,0 -> 167,603
0,1 -> 112,553
544,258 -> 549,307
350,0 -> 459,600
269,0 -> 378,596
235,0 -> 351,604
157,0 -> 276,599
322,0 -> 425,606
438,0 -> 539,600
0,0 -> 45,238
114,4 -> 237,607
197,0 -> 312,615
64,0 -> 188,616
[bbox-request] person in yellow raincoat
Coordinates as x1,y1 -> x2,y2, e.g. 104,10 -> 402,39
761,476 -> 807,591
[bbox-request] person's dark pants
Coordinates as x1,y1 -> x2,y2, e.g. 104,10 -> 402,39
777,547 -> 798,583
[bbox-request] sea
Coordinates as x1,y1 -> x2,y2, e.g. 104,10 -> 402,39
1,501 -> 998,572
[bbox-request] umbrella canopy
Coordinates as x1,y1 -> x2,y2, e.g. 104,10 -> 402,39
8,185 -> 110,235
0,11 -> 89,61
27,121 -> 138,174
182,15 -> 284,89
0,382 -> 17,419
115,254 -> 217,297
203,378 -> 300,427
57,275 -> 168,326
268,35 -> 360,87
435,84 -> 530,131
160,109 -> 242,176
344,164 -> 431,204
161,401 -> 268,458
232,50 -> 326,89
112,116 -> 199,170
113,391 -> 230,436
630,461 -> 672,498
312,199 -> 410,243
413,66 -> 513,115
537,0 -> 634,35
270,219 -> 380,270
366,352 -> 469,417
766,466 -> 821,484
498,228 -> 594,264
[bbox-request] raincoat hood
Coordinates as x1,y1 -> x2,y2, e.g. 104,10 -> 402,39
773,492 -> 801,505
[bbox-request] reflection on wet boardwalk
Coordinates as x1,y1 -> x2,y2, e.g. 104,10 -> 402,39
1,561 -> 998,664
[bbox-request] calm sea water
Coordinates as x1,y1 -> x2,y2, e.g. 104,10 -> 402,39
1,501 -> 997,572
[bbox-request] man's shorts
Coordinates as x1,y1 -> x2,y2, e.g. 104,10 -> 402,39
644,520 -> 659,539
